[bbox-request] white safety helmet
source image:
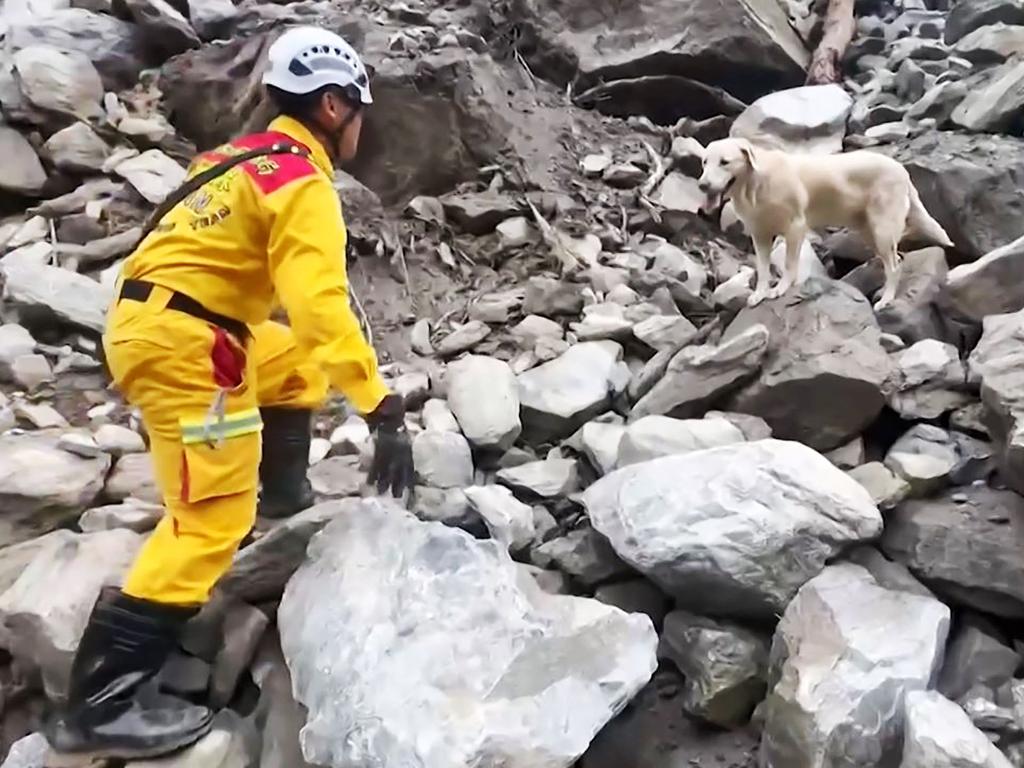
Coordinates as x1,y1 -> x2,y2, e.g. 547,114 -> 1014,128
262,26 -> 373,105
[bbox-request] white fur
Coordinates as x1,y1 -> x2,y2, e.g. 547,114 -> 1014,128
698,138 -> 954,310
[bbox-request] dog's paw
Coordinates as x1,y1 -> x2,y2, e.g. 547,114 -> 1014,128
767,283 -> 791,300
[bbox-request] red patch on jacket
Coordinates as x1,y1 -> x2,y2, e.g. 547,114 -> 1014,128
202,131 -> 318,196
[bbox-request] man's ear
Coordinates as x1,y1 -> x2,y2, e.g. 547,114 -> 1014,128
739,141 -> 759,174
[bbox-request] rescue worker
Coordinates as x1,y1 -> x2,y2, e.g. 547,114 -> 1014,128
44,26 -> 413,763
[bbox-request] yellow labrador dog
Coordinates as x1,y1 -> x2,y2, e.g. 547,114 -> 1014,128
698,138 -> 953,310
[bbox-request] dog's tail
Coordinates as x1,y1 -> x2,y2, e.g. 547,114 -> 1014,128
906,184 -> 954,248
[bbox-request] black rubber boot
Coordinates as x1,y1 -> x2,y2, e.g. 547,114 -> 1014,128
44,589 -> 213,764
257,406 -> 315,519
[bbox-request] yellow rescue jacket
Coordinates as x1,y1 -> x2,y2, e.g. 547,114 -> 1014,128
119,115 -> 389,414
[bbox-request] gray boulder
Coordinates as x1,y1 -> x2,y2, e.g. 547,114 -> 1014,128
953,22 -> 1024,64
123,0 -> 200,60
518,341 -> 627,442
584,439 -> 882,622
0,127 -> 46,196
945,0 -> 1024,44
882,485 -> 1024,619
951,58 -> 1024,133
105,453 -> 160,504
881,132 -> 1024,258
947,234 -> 1024,321
901,690 -> 1013,768
938,617 -> 1019,702
969,309 -> 1024,495
44,122 -> 110,173
278,499 -> 658,768
79,500 -> 163,533
884,424 -> 960,496
0,431 -> 110,546
446,355 -> 521,451
0,734 -> 48,768
847,462 -> 911,511
5,8 -> 145,88
464,485 -> 536,551
532,526 -> 633,587
0,529 -> 142,698
113,149 -> 187,205
723,279 -> 891,451
0,324 -> 35,382
12,45 -> 103,122
497,459 -> 579,499
523,276 -> 585,317
730,84 -> 852,154
659,610 -> 768,728
1,249 -> 111,333
616,416 -> 745,468
760,564 -> 950,768
529,0 -> 807,105
873,247 -> 950,345
412,430 -> 473,489
888,340 -> 972,421
631,324 -> 770,420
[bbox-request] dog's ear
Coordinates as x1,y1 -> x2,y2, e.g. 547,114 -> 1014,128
739,141 -> 760,174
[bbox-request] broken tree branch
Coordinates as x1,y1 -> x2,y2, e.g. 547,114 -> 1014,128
806,0 -> 856,85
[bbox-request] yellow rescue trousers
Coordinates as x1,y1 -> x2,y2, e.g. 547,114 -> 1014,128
104,284 -> 328,605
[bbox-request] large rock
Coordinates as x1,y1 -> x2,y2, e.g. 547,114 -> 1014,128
938,617 -> 1019,701
0,529 -> 142,698
659,610 -> 768,728
5,8 -> 145,89
969,309 -> 1024,495
278,499 -> 658,768
114,149 -> 187,204
518,341 -> 628,442
43,121 -> 110,173
1,249 -> 111,333
901,690 -> 1013,768
0,734 -> 48,768
730,84 -> 853,154
526,0 -> 808,103
0,324 -> 35,382
0,432 -> 110,546
219,502 -> 353,603
123,0 -> 200,60
105,453 -> 160,504
0,127 -> 46,196
631,324 -> 769,419
954,23 -> 1024,64
446,355 -> 521,451
464,485 -> 536,552
412,430 -> 473,489
723,279 -> 891,451
945,0 -> 1024,44
873,247 -> 950,345
881,132 -> 1024,258
584,439 -> 882,622
12,45 -> 103,122
760,564 -> 950,768
616,416 -> 745,467
951,58 -> 1024,132
888,339 -> 972,421
947,234 -> 1024,321
882,485 -> 1024,619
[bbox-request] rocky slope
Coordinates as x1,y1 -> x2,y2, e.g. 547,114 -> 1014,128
4,0 -> 1024,766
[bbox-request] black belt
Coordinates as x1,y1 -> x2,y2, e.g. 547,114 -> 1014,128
119,279 -> 250,340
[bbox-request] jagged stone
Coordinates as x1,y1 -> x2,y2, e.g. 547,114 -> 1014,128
760,564 -> 950,768
278,500 -> 658,768
440,192 -> 521,235
847,462 -> 911,511
105,452 -> 160,504
945,0 -> 1024,44
413,430 -> 473,489
0,432 -> 110,546
889,339 -> 972,420
497,459 -> 579,499
954,22 -> 1024,64
123,0 -> 200,60
659,610 -> 768,728
113,149 -> 187,204
632,324 -> 769,420
938,617 -> 1020,702
952,58 -> 1024,132
435,320 -> 491,357
518,341 -> 627,443
948,234 -> 1024,321
531,525 -> 633,587
969,309 -> 1024,495
308,456 -> 362,499
43,122 -> 110,174
730,84 -> 852,154
0,325 -> 36,382
79,500 -> 163,533
446,355 -> 521,451
723,279 -> 891,451
209,602 -> 268,708
0,530 -> 141,698
901,690 -> 1013,768
616,416 -> 745,468
1,248 -> 111,333
0,128 -> 46,197
464,485 -> 536,551
585,439 -> 882,622
882,485 -> 1024,619
522,276 -> 585,317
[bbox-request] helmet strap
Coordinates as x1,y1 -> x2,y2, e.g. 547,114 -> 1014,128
314,103 -> 361,165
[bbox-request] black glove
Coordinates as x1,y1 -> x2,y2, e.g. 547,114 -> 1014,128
366,394 -> 414,498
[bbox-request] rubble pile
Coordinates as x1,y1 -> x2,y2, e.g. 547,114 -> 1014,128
4,0 -> 1024,766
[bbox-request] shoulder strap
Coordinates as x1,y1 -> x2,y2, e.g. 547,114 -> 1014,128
135,142 -> 311,248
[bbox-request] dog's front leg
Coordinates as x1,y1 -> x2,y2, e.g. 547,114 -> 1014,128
769,220 -> 807,299
747,231 -> 774,307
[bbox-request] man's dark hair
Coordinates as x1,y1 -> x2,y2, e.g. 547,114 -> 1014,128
266,84 -> 362,121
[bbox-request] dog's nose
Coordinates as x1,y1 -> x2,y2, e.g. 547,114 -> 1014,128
698,180 -> 709,193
